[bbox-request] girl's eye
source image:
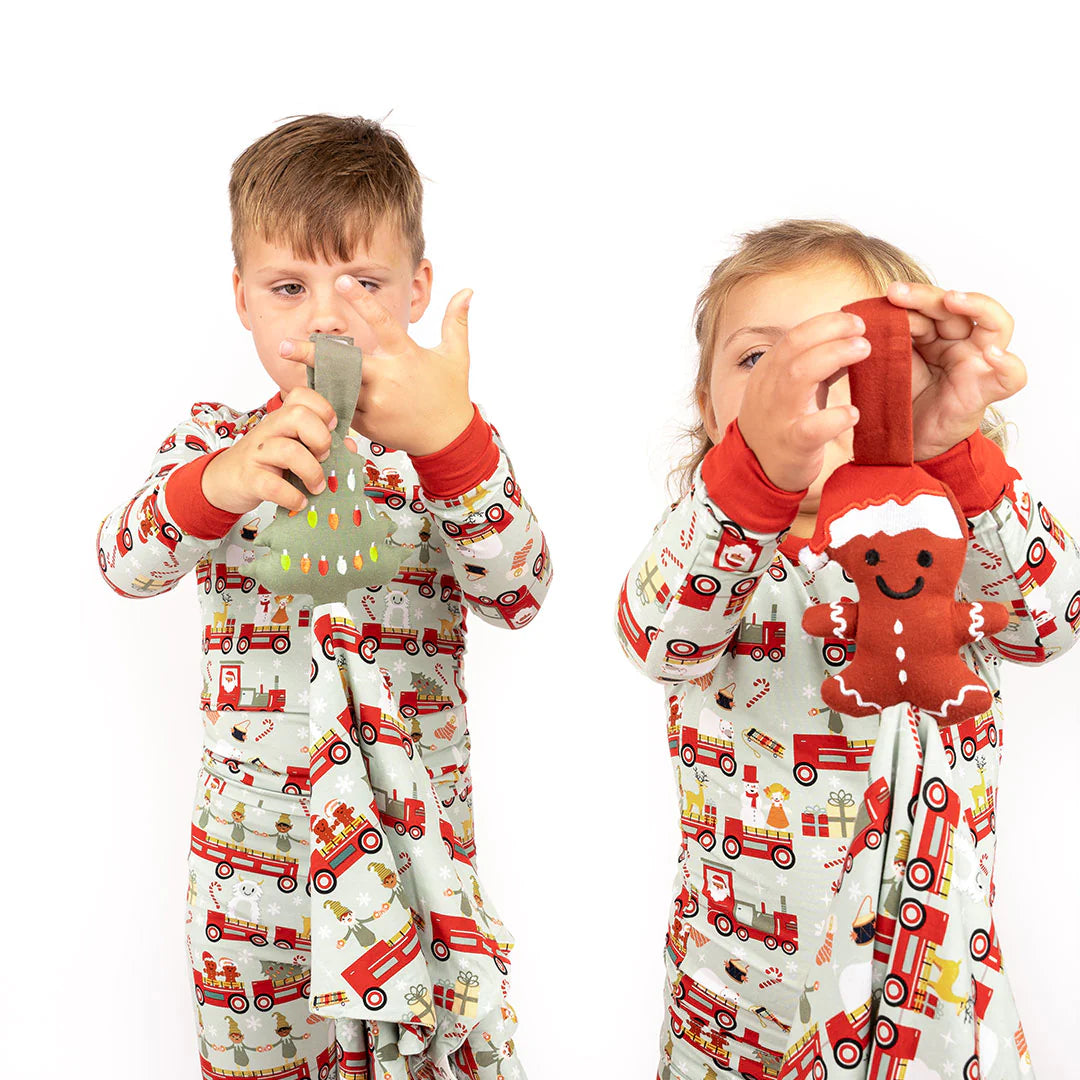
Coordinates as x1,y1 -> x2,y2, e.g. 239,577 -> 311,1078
738,349 -> 765,370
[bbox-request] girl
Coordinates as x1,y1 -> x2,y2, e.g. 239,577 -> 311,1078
614,219 -> 1079,1079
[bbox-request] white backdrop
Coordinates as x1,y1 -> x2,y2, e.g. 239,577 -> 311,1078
16,1 -> 1078,1076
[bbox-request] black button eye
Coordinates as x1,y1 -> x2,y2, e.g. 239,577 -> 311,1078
917,550 -> 933,567
865,549 -> 880,566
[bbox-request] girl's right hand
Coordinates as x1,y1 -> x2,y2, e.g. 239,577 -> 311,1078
201,387 -> 339,515
737,310 -> 870,493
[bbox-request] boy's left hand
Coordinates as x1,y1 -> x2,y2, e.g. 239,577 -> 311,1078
279,279 -> 476,457
884,281 -> 1028,460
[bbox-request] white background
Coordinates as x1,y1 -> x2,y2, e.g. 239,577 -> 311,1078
13,1 -> 1078,1076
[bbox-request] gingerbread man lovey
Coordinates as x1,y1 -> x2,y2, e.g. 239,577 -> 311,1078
797,295 -> 1010,723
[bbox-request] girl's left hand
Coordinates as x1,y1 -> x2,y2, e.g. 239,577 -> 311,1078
884,281 -> 1028,460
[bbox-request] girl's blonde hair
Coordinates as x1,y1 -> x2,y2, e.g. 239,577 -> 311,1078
667,218 -> 1014,501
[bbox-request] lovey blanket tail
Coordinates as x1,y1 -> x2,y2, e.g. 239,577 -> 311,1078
306,600 -> 520,1077
784,705 -> 1031,1077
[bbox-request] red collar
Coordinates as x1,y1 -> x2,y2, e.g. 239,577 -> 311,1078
264,390 -> 284,414
779,530 -> 809,564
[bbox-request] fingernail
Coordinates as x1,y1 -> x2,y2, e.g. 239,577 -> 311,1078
335,275 -> 353,291
329,415 -> 338,430
988,344 -> 1004,358
952,290 -> 967,301
893,282 -> 910,295
279,340 -> 294,356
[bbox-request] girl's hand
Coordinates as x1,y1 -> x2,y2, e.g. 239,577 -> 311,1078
278,279 -> 476,457
884,281 -> 1027,460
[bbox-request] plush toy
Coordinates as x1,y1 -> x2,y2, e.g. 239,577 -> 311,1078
798,295 -> 1010,723
247,332 -> 405,605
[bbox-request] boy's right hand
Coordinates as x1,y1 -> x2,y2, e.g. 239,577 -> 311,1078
737,310 -> 869,493
202,387 -> 339,515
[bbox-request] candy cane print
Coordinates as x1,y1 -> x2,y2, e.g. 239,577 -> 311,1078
679,513 -> 697,550
980,573 -> 1014,596
660,546 -> 685,570
971,541 -> 1002,570
208,881 -> 223,911
254,716 -> 274,742
759,965 -> 783,989
435,661 -> 449,686
361,595 -> 377,620
745,678 -> 771,709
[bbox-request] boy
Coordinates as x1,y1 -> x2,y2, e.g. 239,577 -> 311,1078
96,113 -> 552,1079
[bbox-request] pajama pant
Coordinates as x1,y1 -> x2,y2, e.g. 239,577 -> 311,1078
186,747 -> 524,1079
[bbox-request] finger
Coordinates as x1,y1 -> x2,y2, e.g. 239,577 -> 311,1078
252,435 -> 328,498
440,288 -> 473,356
887,281 -> 973,342
941,289 -> 1015,349
981,346 -> 1028,399
792,403 -> 860,453
335,276 -> 411,353
279,338 -> 315,366
280,386 -> 339,433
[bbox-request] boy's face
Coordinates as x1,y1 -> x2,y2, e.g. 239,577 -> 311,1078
699,260 -> 880,528
233,219 -> 432,396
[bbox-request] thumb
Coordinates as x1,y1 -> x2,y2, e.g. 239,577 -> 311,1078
441,288 -> 473,355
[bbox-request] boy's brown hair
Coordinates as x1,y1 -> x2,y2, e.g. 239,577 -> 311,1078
668,218 -> 1014,500
229,113 -> 425,275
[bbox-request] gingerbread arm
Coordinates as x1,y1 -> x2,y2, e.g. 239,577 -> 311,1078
953,600 -> 1011,649
803,599 -> 859,640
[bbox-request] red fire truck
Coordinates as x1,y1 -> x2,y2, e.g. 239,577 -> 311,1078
682,803 -> 718,850
729,604 -> 786,663
938,706 -> 998,767
202,909 -> 308,951
139,485 -> 183,553
792,733 -> 876,786
721,817 -> 796,869
439,817 -> 475,867
464,583 -> 540,628
236,621 -> 294,654
398,686 -> 453,718
882,898 -> 948,1012
679,723 -> 736,775
190,825 -> 299,892
866,1017 -> 921,1080
198,1054 -> 313,1080
616,579 -> 661,664
842,775 -> 892,877
212,563 -> 259,594
422,625 -> 465,658
193,967 -> 250,1014
310,729 -> 352,786
395,563 -> 438,596
965,785 -> 996,845
341,920 -> 422,1009
441,503 -> 514,547
355,704 -> 415,759
674,570 -> 724,614
375,783 -> 426,839
251,968 -> 311,1012
672,971 -> 738,1032
906,775 -> 958,896
780,1023 -> 828,1079
429,911 -> 511,974
824,996 -> 876,1070
700,860 -> 799,954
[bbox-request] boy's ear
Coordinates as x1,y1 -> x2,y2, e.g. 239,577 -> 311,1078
409,258 -> 434,324
233,266 -> 253,331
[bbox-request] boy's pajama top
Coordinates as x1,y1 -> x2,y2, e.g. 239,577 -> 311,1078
615,417 -> 1078,1080
98,391 -> 552,1080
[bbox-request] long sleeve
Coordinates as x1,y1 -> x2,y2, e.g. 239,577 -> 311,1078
96,401 -> 251,599
613,416 -> 808,683
407,399 -> 552,629
919,429 -> 1080,666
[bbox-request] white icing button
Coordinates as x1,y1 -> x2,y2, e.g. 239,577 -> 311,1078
896,646 -> 905,661
893,619 -> 904,634
899,669 -> 908,684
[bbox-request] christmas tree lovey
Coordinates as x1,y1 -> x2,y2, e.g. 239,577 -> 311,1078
247,333 -> 405,605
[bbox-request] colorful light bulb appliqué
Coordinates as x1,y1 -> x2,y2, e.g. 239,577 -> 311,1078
318,554 -> 329,576
307,505 -> 318,528
280,548 -> 291,572
328,507 -> 339,530
353,549 -> 363,570
336,554 -> 348,575
327,469 -> 338,493
301,553 -> 311,575
353,504 -> 362,526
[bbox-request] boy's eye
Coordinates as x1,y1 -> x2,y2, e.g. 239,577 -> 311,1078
270,278 -> 379,298
738,349 -> 765,370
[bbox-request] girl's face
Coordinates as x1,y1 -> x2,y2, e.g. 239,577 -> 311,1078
698,260 -> 881,534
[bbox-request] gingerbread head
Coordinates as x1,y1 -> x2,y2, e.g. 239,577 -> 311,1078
797,296 -> 1011,723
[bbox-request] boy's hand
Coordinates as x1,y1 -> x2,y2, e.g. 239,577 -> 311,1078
738,310 -> 870,493
278,280 -> 476,457
202,387 -> 338,515
884,281 -> 1028,460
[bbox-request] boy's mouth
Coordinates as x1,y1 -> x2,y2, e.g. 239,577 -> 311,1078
876,575 -> 924,599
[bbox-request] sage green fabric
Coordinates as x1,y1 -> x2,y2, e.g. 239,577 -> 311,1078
247,333 -> 405,604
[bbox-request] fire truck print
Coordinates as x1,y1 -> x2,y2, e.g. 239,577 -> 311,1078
697,860 -> 799,953
937,705 -> 999,768
193,961 -> 310,1014
727,604 -> 786,662
190,825 -> 300,892
721,815 -> 796,869
781,1023 -> 828,1079
340,920 -> 422,1010
214,662 -> 287,712
203,908 -> 311,951
428,911 -> 511,974
374,782 -> 426,838
792,733 -> 876,786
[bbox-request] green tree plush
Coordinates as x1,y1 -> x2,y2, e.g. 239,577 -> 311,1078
247,333 -> 405,605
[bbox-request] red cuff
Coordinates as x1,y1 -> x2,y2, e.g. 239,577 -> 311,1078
917,431 -> 1021,518
164,448 -> 245,539
700,417 -> 808,534
408,402 -> 499,498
